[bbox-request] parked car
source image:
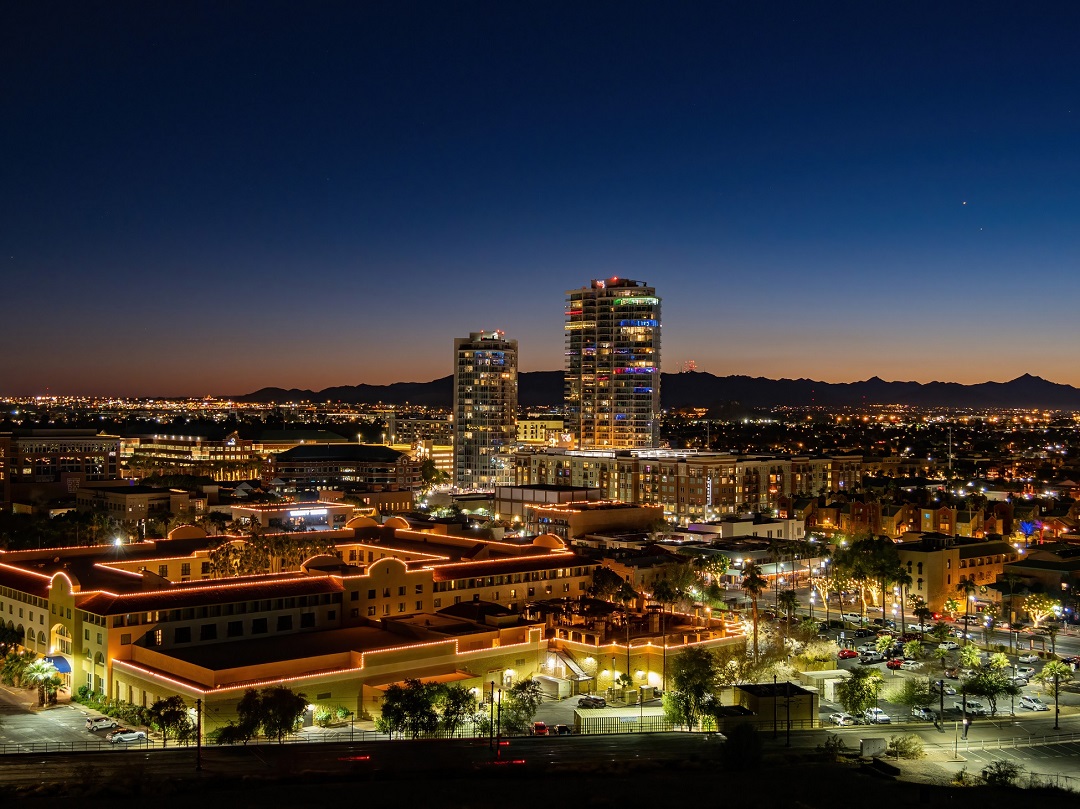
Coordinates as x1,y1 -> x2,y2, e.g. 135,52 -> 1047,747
577,696 -> 607,708
911,706 -> 937,721
1018,652 -> 1039,664
1016,666 -> 1037,679
851,628 -> 874,638
864,708 -> 891,724
859,652 -> 885,665
552,724 -> 573,735
1008,675 -> 1030,687
932,682 -> 957,696
531,721 -> 549,736
900,632 -> 920,642
86,716 -> 118,732
952,699 -> 988,716
856,643 -> 878,654
944,666 -> 960,679
938,640 -> 960,651
842,613 -> 865,624
106,728 -> 147,744
900,660 -> 923,671
1019,695 -> 1049,712
885,658 -> 904,670
837,649 -> 859,659
1058,655 -> 1078,665
829,712 -> 856,726
1033,626 -> 1052,636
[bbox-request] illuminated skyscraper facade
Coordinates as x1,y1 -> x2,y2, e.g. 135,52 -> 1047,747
453,330 -> 518,489
565,278 -> 660,448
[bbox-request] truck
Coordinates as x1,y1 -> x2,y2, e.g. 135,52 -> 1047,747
952,698 -> 988,716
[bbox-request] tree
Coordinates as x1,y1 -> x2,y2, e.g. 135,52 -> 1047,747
894,567 -> 912,634
930,621 -> 952,643
259,685 -> 308,742
741,562 -> 768,660
437,683 -> 476,737
958,643 -> 981,670
377,679 -> 439,738
664,646 -> 718,730
777,589 -> 799,632
835,667 -> 884,716
1018,519 -> 1041,547
1023,593 -> 1060,628
23,658 -> 58,707
501,679 -> 544,734
889,678 -> 933,712
943,597 -> 961,620
956,576 -> 977,642
902,640 -> 923,661
964,669 -> 1018,717
1001,572 -> 1023,631
149,695 -> 191,748
913,603 -> 933,639
1034,660 -> 1072,730
589,566 -> 625,600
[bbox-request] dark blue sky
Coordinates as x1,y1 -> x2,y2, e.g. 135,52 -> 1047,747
3,2 -> 1079,396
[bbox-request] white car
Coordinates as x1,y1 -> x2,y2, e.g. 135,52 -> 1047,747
900,660 -> 923,671
829,712 -> 856,726
842,613 -> 865,624
932,682 -> 957,696
864,707 -> 891,724
86,716 -> 118,732
856,643 -> 878,654
1019,695 -> 1049,711
1016,666 -> 1037,679
1018,653 -> 1039,664
938,641 -> 959,651
106,728 -> 147,744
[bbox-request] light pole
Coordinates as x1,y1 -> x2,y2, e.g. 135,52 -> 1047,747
1011,665 -> 1017,716
639,684 -> 647,730
809,591 -> 816,622
195,698 -> 202,772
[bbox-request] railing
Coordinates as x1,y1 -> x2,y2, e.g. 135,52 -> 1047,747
0,738 -> 159,754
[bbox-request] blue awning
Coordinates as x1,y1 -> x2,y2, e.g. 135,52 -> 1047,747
44,655 -> 71,673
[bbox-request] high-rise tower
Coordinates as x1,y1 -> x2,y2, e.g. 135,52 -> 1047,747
565,278 -> 660,449
453,330 -> 518,489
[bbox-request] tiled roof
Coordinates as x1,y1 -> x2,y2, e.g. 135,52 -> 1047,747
0,563 -> 52,598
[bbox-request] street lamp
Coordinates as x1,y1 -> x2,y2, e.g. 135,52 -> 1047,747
809,591 -> 816,622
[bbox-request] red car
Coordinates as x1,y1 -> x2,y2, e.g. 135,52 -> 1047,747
885,658 -> 904,670
838,649 -> 859,659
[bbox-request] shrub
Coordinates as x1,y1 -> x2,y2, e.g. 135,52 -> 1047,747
314,707 -> 333,727
981,760 -> 1025,787
887,733 -> 925,760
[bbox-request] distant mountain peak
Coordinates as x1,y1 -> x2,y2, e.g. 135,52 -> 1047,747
233,371 -> 1079,410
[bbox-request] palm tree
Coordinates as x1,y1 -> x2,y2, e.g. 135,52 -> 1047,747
1036,660 -> 1072,730
741,562 -> 768,661
913,603 -> 932,640
24,658 -> 58,707
894,567 -> 913,634
956,577 -> 978,645
1001,573 -> 1023,651
777,589 -> 799,635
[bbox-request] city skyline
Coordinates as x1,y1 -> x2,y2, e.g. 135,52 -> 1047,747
4,3 -> 1080,397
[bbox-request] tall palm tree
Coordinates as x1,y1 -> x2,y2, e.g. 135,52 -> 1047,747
1001,573 -> 1023,649
777,589 -> 799,636
741,562 -> 768,660
957,576 -> 978,645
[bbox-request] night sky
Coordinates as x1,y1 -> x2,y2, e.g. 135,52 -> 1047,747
3,2 -> 1079,397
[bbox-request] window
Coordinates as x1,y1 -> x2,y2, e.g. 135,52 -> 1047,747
398,586 -> 406,596
350,591 -> 359,601
415,584 -> 423,594
158,565 -> 168,577
434,599 -> 441,608
300,613 -> 315,628
96,633 -> 102,645
120,633 -> 131,645
368,590 -> 376,599
415,601 -> 422,611
251,618 -> 268,634
199,624 -> 217,641
227,621 -> 243,637
527,587 -> 535,597
181,563 -> 191,577
84,629 -> 90,641
276,615 -> 293,631
510,589 -> 516,599
350,608 -> 359,618
201,562 -> 210,575
173,627 -> 191,644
